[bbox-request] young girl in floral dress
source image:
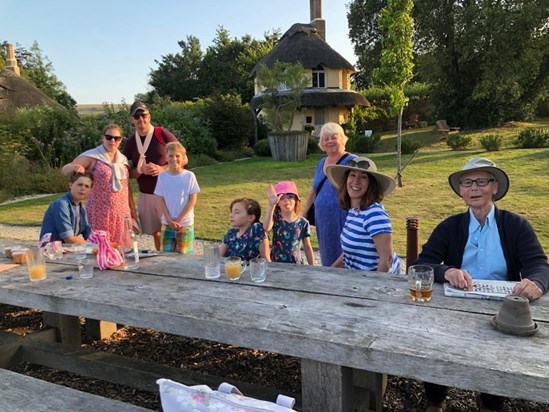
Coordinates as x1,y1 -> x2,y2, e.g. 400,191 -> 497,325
264,181 -> 315,265
219,198 -> 270,262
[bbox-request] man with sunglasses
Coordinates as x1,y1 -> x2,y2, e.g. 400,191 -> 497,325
123,101 -> 178,250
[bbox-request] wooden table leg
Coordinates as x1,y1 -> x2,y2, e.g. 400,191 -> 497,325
85,319 -> 118,340
42,312 -> 81,346
301,358 -> 353,412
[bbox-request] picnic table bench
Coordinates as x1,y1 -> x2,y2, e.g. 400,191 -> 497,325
0,239 -> 548,411
0,367 -> 152,411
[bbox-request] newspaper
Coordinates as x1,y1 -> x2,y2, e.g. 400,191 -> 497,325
443,279 -> 518,300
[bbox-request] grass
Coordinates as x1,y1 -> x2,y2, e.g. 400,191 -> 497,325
1,119 -> 549,255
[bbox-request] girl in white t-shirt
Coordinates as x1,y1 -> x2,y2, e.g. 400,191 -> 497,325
154,142 -> 200,254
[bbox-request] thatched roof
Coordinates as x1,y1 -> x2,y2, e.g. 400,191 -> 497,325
251,87 -> 369,111
0,69 -> 64,114
250,23 -> 355,76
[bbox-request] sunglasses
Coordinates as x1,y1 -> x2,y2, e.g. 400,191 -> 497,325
346,159 -> 371,169
281,193 -> 297,200
104,134 -> 123,142
132,112 -> 149,120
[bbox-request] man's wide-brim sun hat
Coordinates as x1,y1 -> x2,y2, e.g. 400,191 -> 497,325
326,157 -> 396,196
274,181 -> 300,201
448,157 -> 509,201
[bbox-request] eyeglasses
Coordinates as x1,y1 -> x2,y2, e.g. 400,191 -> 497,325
104,134 -> 123,142
281,193 -> 296,200
459,178 -> 495,187
132,112 -> 149,120
346,159 -> 371,169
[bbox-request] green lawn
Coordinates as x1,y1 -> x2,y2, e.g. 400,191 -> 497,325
1,119 -> 549,255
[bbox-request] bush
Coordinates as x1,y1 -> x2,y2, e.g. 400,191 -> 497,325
253,138 -> 271,157
480,134 -> 503,151
346,106 -> 392,133
513,128 -> 549,149
400,137 -> 421,154
347,133 -> 381,154
187,154 -> 218,169
307,137 -> 322,155
447,134 -> 472,151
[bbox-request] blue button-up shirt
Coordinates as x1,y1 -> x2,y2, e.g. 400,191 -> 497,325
462,205 -> 507,280
39,192 -> 92,242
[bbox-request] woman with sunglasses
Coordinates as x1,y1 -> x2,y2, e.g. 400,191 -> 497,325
62,123 -> 137,244
326,157 -> 400,274
264,181 -> 315,265
414,158 -> 549,412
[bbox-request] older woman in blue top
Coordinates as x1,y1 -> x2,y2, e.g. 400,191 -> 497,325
325,157 -> 400,274
302,123 -> 356,266
39,172 -> 94,244
415,157 -> 549,412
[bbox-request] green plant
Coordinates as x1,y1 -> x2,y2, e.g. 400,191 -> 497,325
447,134 -> 472,151
255,61 -> 308,132
513,128 -> 549,148
304,125 -> 315,134
347,133 -> 381,153
400,137 -> 421,154
480,134 -> 503,151
253,138 -> 271,157
307,137 -> 322,154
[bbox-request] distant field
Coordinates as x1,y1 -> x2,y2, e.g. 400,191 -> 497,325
76,104 -> 123,116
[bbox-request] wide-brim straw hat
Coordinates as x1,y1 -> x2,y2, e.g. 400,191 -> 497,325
448,157 -> 509,201
326,157 -> 396,196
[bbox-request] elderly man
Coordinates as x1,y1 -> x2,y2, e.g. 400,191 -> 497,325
123,101 -> 178,250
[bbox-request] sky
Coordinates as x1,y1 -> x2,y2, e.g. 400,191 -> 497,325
3,0 -> 356,104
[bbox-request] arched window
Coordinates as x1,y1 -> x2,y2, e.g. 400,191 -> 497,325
312,65 -> 325,88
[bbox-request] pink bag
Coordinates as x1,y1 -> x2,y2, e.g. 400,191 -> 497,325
88,230 -> 125,270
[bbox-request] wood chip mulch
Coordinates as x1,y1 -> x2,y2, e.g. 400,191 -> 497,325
1,304 -> 547,411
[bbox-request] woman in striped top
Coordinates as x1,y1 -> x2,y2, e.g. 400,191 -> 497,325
325,157 -> 400,274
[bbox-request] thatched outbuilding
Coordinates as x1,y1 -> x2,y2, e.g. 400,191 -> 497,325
0,43 -> 64,115
250,4 -> 369,136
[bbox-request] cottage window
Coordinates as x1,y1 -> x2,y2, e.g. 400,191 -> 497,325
312,65 -> 326,88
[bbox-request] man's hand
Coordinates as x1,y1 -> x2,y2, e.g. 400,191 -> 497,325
444,268 -> 474,290
141,163 -> 163,176
513,279 -> 542,301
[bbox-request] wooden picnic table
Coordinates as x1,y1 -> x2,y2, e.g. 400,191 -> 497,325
0,240 -> 548,411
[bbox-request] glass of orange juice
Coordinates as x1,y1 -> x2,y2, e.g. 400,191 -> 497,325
224,256 -> 245,281
26,247 -> 47,281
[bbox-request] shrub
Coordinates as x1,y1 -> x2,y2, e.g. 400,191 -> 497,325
253,138 -> 271,157
187,154 -> 218,169
307,137 -> 322,154
400,137 -> 421,154
480,134 -> 503,151
346,106 -> 392,133
513,128 -> 549,149
447,134 -> 472,151
347,133 -> 381,154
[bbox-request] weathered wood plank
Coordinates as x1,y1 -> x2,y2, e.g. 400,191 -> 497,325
0,368 -> 152,411
0,251 -> 548,404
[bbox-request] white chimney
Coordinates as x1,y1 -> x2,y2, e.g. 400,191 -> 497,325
309,0 -> 326,41
5,43 -> 20,75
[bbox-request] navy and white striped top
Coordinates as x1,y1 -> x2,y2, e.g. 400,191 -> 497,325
340,202 -> 400,273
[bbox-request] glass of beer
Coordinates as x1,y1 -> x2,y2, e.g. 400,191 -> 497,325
408,265 -> 434,302
26,247 -> 47,281
224,256 -> 245,281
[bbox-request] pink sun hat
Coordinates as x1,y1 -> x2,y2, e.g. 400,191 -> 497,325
274,181 -> 300,201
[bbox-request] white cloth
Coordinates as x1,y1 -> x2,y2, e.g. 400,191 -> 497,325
135,127 -> 154,174
154,169 -> 200,226
79,145 -> 129,192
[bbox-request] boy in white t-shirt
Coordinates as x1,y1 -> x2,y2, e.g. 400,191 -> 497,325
154,142 -> 200,254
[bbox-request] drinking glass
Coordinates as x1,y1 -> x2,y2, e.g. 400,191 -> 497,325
250,258 -> 267,283
224,256 -> 245,281
408,265 -> 434,302
204,245 -> 221,279
26,247 -> 47,281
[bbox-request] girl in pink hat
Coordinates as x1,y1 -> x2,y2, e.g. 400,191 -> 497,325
264,181 -> 315,265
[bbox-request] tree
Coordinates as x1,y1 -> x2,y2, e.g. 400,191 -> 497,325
149,28 -> 279,104
255,61 -> 309,132
149,35 -> 204,101
373,0 -> 414,187
21,41 -> 76,110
